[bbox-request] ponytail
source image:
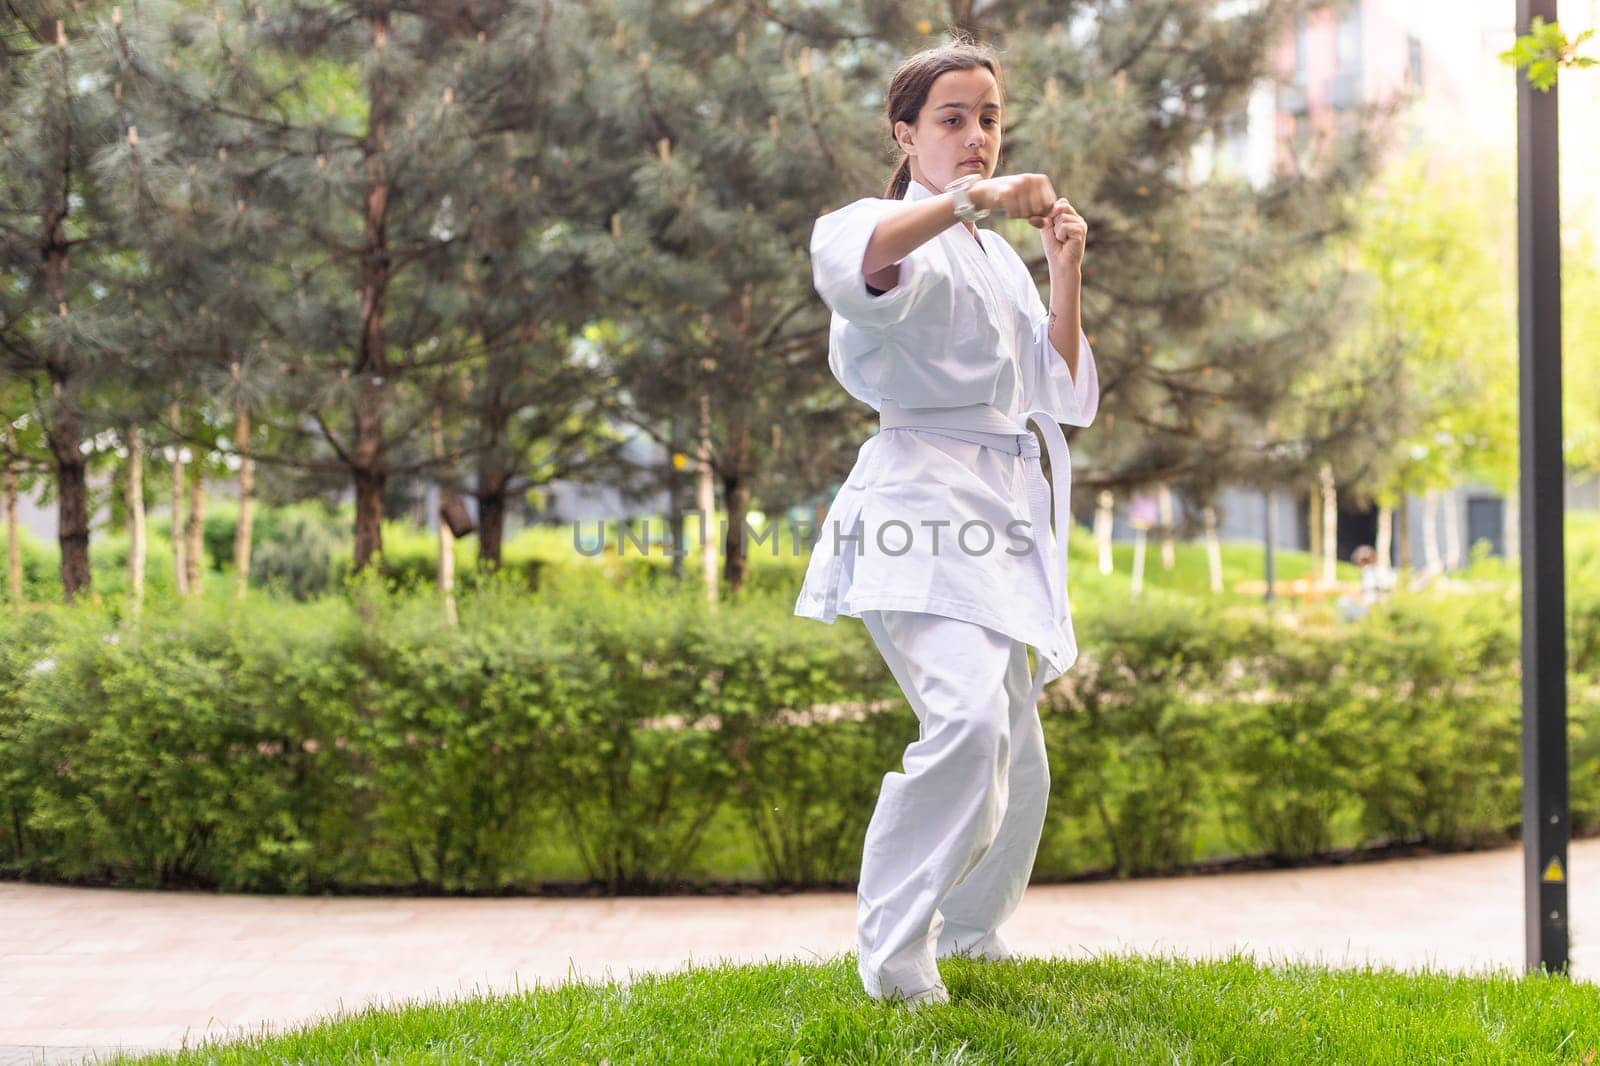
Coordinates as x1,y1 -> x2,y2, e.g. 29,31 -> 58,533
884,157 -> 912,200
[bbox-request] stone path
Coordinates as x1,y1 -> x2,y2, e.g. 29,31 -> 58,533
2,837 -> 1595,1064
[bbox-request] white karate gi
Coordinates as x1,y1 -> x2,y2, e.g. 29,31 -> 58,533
792,176 -> 1100,1003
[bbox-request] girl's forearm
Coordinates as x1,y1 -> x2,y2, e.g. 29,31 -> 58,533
861,194 -> 962,289
1046,264 -> 1083,384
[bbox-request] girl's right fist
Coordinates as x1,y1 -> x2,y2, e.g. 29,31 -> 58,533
971,173 -> 1059,228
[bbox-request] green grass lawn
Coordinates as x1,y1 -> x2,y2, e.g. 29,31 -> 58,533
109,953 -> 1598,1064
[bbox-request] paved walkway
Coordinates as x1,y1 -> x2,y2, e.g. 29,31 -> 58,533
2,837 -> 1595,1064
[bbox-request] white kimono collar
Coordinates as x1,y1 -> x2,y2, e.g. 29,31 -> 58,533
903,174 -> 986,254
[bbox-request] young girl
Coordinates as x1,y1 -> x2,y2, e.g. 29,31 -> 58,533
792,40 -> 1099,1007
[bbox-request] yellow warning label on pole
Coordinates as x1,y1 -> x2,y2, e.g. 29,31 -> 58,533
1542,857 -> 1565,883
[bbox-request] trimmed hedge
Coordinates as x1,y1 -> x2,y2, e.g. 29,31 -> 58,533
0,575 -> 1596,893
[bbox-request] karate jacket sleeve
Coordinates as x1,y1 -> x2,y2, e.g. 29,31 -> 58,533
1013,248 -> 1100,428
809,197 -> 956,411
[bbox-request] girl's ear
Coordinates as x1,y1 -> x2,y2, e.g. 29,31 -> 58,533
893,119 -> 915,156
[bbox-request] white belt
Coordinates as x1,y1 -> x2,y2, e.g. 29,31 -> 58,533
877,399 -> 1072,706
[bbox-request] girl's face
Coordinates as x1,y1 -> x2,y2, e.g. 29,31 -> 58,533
895,66 -> 1003,194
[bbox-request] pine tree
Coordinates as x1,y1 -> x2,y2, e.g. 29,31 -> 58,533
0,0 -> 128,600
939,0 -> 1387,520
575,0 -> 1387,590
96,1 -> 526,572
421,5 -> 638,567
83,0 -> 303,600
577,0 -> 928,593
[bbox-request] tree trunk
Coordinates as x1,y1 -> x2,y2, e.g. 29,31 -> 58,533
669,418 -> 686,583
1130,527 -> 1147,597
476,487 -> 506,568
233,402 -> 254,599
1376,504 -> 1394,574
697,389 -> 718,605
353,465 -> 385,572
1095,490 -> 1114,574
1307,484 -> 1322,567
1443,488 -> 1462,570
352,9 -> 394,574
1319,462 -> 1337,584
722,469 -> 750,592
432,408 -> 457,627
472,377 -> 508,569
1395,495 -> 1412,571
1157,483 -> 1175,570
185,466 -> 206,594
42,124 -> 87,602
4,423 -> 21,607
1203,505 -> 1222,594
50,378 -> 91,602
721,421 -> 752,593
1421,488 -> 1441,573
170,403 -> 189,597
126,425 -> 146,611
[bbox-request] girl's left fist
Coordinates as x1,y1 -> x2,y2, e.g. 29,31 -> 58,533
1043,197 -> 1086,267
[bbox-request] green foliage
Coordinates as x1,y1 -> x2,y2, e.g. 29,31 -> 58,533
0,596 -> 366,890
1209,627 -> 1369,861
1051,594 -> 1249,876
2,566 -> 1597,892
246,503 -> 349,601
353,580 -> 570,890
704,589 -> 902,885
1563,227 -> 1600,474
1346,151 -> 1518,498
1500,17 -> 1597,91
1340,593 -> 1523,848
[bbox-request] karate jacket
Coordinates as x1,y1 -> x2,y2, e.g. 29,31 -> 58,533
793,175 -> 1100,687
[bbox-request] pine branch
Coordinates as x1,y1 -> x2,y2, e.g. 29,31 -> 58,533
309,407 -> 355,467
1110,0 -> 1182,74
739,0 -> 874,43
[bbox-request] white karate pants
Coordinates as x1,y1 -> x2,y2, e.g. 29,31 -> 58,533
855,608 -> 1051,1000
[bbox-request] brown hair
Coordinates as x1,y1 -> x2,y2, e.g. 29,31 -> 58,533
882,38 -> 1005,200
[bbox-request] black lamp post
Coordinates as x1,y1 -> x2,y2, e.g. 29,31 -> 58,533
1515,0 -> 1569,977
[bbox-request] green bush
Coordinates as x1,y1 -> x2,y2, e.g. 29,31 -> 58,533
246,503 -> 349,600
1343,592 -> 1522,848
353,575 -> 574,891
1209,630 -> 1369,862
1049,593 -> 1247,876
1,573 -> 1595,893
694,588 -> 902,886
0,597 -> 366,890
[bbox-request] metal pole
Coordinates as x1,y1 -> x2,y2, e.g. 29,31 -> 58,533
1515,0 -> 1568,977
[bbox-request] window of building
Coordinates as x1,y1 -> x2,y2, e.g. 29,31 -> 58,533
1336,1 -> 1362,74
1293,11 -> 1308,86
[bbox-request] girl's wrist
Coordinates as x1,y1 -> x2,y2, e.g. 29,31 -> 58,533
969,177 -> 998,213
